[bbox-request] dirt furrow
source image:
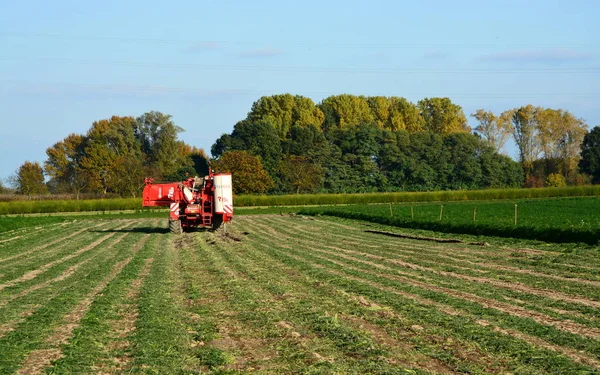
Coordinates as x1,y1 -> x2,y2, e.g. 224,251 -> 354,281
0,306 -> 40,339
0,232 -> 131,309
0,235 -> 23,244
98,255 -> 155,375
0,222 -> 133,291
16,234 -> 150,375
0,221 -> 108,265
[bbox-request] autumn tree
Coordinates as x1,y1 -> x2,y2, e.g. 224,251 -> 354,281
212,151 -> 274,194
418,97 -> 470,134
16,161 -> 47,196
246,94 -> 324,138
45,133 -> 90,198
536,108 -> 587,180
507,105 -> 541,175
579,126 -> 600,183
470,109 -> 512,153
319,94 -> 375,132
388,97 -> 424,132
366,96 -> 391,128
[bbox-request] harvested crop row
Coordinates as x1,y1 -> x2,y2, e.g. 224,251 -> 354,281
202,225 -> 470,374
17,233 -> 151,375
0,223 -> 153,374
40,231 -> 156,374
265,216 -> 600,321
278,215 -> 599,281
240,216 -> 600,373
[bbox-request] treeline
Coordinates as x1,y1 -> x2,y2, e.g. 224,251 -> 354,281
211,94 -> 591,194
9,112 -> 209,198
5,94 -> 597,198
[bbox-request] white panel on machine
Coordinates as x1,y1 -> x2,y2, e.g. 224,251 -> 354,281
213,174 -> 233,214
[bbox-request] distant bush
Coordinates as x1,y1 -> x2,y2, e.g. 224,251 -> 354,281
0,198 -> 142,215
545,173 -> 567,187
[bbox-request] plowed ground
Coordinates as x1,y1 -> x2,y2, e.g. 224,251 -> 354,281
0,215 -> 599,374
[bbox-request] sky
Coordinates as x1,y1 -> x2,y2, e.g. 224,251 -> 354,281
0,0 -> 599,181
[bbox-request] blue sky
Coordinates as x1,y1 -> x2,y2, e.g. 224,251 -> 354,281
1,0 -> 599,180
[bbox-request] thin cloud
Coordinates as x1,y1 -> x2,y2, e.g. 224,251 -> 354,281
238,48 -> 283,58
421,51 -> 449,60
184,41 -> 220,53
478,49 -> 593,63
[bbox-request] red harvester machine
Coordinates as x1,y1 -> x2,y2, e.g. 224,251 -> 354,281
142,172 -> 233,233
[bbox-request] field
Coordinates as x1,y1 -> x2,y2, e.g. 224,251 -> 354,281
1,214 -> 599,374
299,197 -> 600,244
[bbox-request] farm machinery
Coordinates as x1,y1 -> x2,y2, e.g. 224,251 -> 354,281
142,172 -> 233,233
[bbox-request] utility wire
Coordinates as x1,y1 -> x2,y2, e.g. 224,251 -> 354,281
1,32 -> 599,49
0,56 -> 598,74
2,79 -> 599,99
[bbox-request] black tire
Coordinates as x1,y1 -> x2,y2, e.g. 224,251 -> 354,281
169,219 -> 183,234
212,214 -> 224,231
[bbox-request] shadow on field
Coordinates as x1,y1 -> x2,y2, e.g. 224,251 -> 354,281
90,227 -> 169,234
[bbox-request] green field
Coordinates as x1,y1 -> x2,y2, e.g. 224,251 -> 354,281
0,215 -> 599,374
299,197 -> 600,244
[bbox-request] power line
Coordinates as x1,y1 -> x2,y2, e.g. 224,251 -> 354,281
1,31 -> 599,49
1,56 -> 598,75
2,79 -> 599,99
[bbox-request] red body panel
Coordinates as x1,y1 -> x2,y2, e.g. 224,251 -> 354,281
142,174 -> 232,229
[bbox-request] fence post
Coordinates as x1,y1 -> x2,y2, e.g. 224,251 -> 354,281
514,204 -> 518,225
389,202 -> 393,217
411,205 -> 414,219
473,207 -> 477,222
439,205 -> 443,221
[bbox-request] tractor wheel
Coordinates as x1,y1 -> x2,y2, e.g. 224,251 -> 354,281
211,214 -> 224,231
169,219 -> 183,234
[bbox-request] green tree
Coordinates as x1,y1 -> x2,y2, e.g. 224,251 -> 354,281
16,161 -> 47,196
44,133 -> 90,198
418,97 -> 469,134
212,120 -> 282,177
80,116 -> 145,195
579,126 -> 600,183
212,151 -> 274,194
280,156 -> 324,193
282,124 -> 329,163
136,111 -> 191,179
470,109 -> 512,153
